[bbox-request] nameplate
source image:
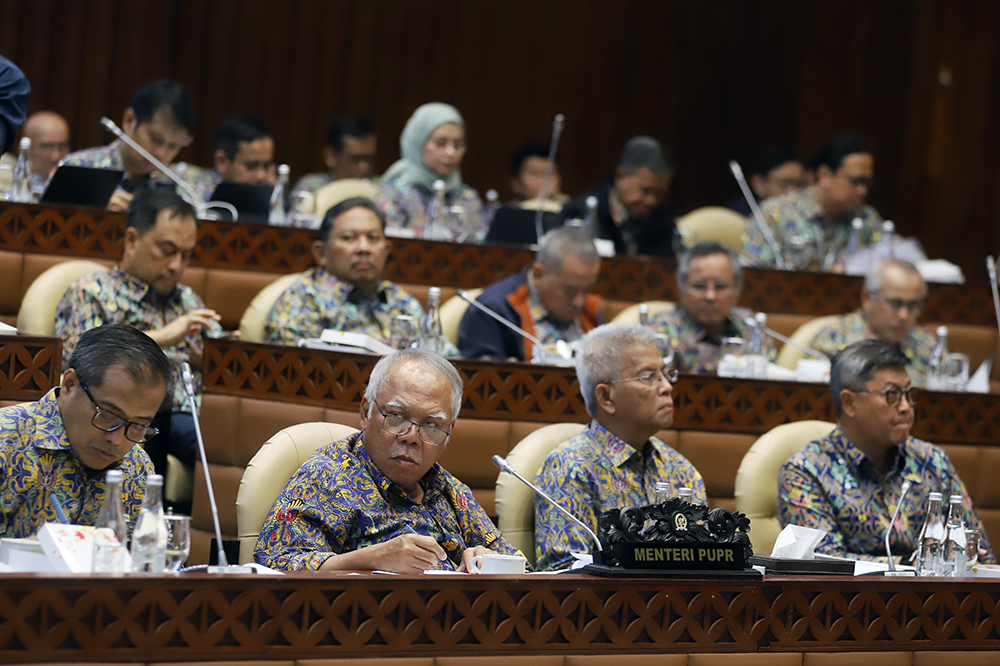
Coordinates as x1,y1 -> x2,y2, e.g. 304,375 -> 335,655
614,542 -> 745,571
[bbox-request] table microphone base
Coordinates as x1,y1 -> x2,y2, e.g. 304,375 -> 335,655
207,565 -> 256,575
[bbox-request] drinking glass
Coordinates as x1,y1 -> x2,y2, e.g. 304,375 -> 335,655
390,314 -> 419,350
163,514 -> 191,573
965,527 -> 981,568
718,337 -> 747,378
945,352 -> 970,392
0,163 -> 13,200
442,205 -> 468,242
289,191 -> 318,229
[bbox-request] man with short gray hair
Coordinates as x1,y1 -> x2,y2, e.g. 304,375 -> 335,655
533,323 -> 705,571
778,340 -> 993,563
458,225 -> 603,362
561,136 -> 677,256
812,258 -> 935,385
255,348 -> 522,572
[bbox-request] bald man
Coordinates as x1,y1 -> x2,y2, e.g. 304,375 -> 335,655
22,111 -> 71,179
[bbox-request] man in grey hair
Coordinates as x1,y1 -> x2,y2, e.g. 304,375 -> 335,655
778,339 -> 993,564
811,258 -> 935,385
651,241 -> 775,374
533,323 -> 705,571
254,348 -> 523,573
458,225 -> 603,362
561,136 -> 677,257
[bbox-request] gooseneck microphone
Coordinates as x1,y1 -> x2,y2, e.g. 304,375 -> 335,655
885,480 -> 913,572
457,290 -> 568,364
986,256 -> 1000,344
492,454 -> 602,551
729,160 -> 787,269
741,316 -> 829,363
534,114 -> 565,242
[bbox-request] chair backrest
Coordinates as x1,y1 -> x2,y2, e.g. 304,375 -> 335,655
238,273 -> 305,343
734,419 -> 836,554
775,314 -> 842,369
676,206 -> 747,253
439,288 -> 483,346
610,300 -> 675,325
518,198 -> 563,213
314,178 -> 379,219
495,422 -> 586,565
16,260 -> 109,335
236,421 -> 359,564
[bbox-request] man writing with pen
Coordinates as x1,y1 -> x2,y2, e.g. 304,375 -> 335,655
254,348 -> 523,572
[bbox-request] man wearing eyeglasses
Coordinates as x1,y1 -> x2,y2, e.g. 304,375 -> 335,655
254,349 -> 523,573
533,323 -> 705,571
651,241 -> 775,374
0,325 -> 169,538
62,79 -> 195,212
778,340 -> 994,563
812,258 -> 935,385
742,135 -> 883,269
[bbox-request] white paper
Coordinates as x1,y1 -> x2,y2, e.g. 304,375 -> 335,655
0,322 -> 17,336
570,552 -> 593,569
966,357 -> 992,394
770,524 -> 826,559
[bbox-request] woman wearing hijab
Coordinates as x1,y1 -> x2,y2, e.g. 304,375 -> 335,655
375,103 -> 486,242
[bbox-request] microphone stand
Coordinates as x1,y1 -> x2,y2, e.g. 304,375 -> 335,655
534,114 -> 564,242
742,316 -> 829,363
884,480 -> 913,574
986,256 -> 1000,344
457,290 -> 568,364
729,160 -> 788,269
181,362 -> 254,574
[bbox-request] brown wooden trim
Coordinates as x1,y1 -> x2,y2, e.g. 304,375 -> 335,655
0,336 -> 62,401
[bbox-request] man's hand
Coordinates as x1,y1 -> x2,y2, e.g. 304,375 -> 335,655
147,309 -> 221,348
459,545 -> 498,574
107,188 -> 134,212
320,533 -> 447,574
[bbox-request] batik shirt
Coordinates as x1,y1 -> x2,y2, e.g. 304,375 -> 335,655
254,431 -> 523,571
524,271 -> 591,362
62,140 -> 126,171
778,426 -> 994,563
54,265 -> 214,412
0,390 -> 153,538
650,305 -> 776,374
741,187 -> 883,269
534,420 -> 706,571
374,177 -> 486,242
812,310 -> 936,386
173,163 -> 222,204
291,171 -> 335,198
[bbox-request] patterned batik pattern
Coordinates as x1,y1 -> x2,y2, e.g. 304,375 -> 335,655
533,420 -> 706,571
0,390 -> 153,538
61,140 -> 126,171
812,310 -> 937,387
291,171 -> 335,198
374,177 -> 486,242
778,426 -> 995,563
524,271 -> 592,362
741,187 -> 883,268
172,163 -> 222,204
650,305 -> 776,374
254,431 -> 523,571
54,265 -> 214,412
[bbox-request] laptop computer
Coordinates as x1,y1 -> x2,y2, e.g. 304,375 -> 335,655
208,181 -> 274,223
484,206 -> 564,246
39,165 -> 124,207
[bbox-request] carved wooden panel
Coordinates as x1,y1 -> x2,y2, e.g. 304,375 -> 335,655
0,336 -> 62,401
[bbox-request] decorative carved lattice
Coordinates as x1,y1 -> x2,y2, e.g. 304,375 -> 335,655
0,336 -> 61,401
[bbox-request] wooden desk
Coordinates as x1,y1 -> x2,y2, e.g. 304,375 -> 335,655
0,335 -> 61,403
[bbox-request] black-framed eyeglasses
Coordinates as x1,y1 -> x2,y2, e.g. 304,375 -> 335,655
79,381 -> 159,443
374,400 -> 451,446
609,367 -> 679,387
871,292 -> 926,313
854,385 -> 919,408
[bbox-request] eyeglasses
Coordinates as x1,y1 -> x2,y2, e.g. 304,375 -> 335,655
374,400 -> 451,446
854,385 -> 919,408
79,381 -> 159,443
609,367 -> 679,387
687,280 -> 734,294
871,292 -> 926,313
843,174 -> 874,189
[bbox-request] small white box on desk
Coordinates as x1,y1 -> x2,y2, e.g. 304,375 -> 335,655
0,538 -> 53,572
37,523 -> 98,573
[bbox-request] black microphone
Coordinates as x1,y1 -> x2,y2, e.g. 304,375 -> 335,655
492,454 -> 602,551
534,114 -> 564,242
180,362 -> 254,574
456,290 -> 569,364
884,479 -> 914,574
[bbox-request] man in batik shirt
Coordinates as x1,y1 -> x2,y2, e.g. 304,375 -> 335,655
812,258 -> 935,385
174,116 -> 276,205
0,325 -> 168,538
778,340 -> 994,563
651,241 -> 775,374
264,197 -> 456,353
458,225 -> 603,362
291,116 -> 378,198
534,324 -> 705,571
255,349 -> 523,572
742,135 -> 882,269
55,189 -> 223,470
61,79 -> 195,212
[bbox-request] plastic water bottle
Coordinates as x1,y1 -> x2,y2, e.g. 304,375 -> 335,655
915,492 -> 946,576
12,137 -> 32,203
846,217 -> 863,256
130,474 -> 167,573
92,469 -> 128,574
268,164 -> 290,226
654,481 -> 672,503
425,180 -> 447,241
585,195 -> 599,237
483,189 -> 500,227
419,287 -> 444,354
926,326 -> 949,390
943,494 -> 968,577
876,220 -> 897,259
746,312 -> 769,379
677,487 -> 694,503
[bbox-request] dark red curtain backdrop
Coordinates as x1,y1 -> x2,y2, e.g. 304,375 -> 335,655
4,0 -> 1000,276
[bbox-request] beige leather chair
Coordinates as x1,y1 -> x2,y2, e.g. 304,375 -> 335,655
676,206 -> 747,253
518,197 -> 564,213
16,260 -> 108,335
495,422 -> 586,566
775,314 -> 841,369
238,273 -> 305,343
439,288 -> 482,346
236,422 -> 358,564
610,301 -> 675,325
314,178 -> 379,219
734,419 -> 836,554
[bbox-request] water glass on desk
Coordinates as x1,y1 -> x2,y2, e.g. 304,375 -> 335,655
945,353 -> 970,392
164,513 -> 191,573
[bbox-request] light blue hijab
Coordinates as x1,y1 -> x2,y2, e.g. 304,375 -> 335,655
381,102 -> 466,194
